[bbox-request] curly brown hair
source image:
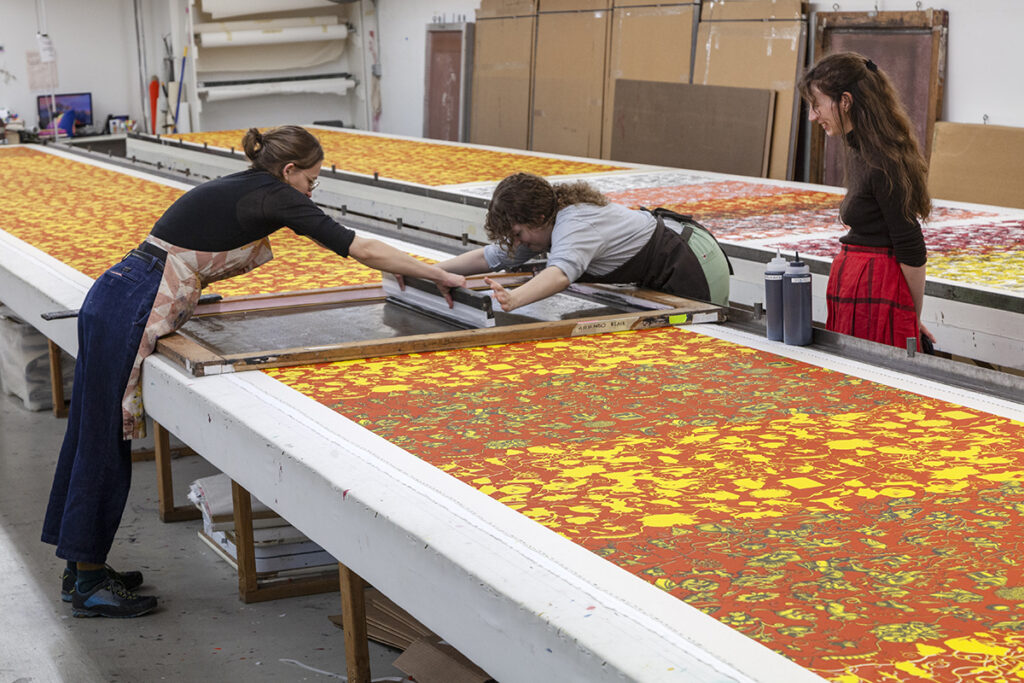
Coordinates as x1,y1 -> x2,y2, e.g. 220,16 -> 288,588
485,173 -> 609,251
799,52 -> 931,223
241,125 -> 324,179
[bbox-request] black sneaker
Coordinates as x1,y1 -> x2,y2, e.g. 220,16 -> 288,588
71,577 -> 157,618
61,564 -> 145,602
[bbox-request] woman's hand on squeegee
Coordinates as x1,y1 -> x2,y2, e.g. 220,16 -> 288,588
431,270 -> 465,308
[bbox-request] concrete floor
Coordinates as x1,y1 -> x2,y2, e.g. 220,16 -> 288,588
0,390 -> 408,682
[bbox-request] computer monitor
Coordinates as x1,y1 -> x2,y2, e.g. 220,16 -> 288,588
37,92 -> 93,132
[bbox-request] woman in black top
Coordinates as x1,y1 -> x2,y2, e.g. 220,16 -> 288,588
799,52 -> 935,350
42,126 -> 465,618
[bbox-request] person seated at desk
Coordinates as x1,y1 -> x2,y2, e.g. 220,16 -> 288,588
438,172 -> 731,311
41,125 -> 466,618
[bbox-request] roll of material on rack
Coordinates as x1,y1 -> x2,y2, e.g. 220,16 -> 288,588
194,16 -> 338,34
197,23 -> 348,48
195,42 -> 345,73
200,77 -> 356,102
201,0 -> 340,20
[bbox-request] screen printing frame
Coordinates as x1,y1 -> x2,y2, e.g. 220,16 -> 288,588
156,274 -> 725,376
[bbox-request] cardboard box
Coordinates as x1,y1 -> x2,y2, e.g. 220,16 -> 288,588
394,636 -> 496,683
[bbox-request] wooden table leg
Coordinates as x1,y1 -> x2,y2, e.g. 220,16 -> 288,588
232,480 -> 260,601
47,340 -> 67,418
339,562 -> 371,683
229,479 -> 339,603
154,421 -> 201,523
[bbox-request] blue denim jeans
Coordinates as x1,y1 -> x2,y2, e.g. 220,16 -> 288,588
41,251 -> 163,564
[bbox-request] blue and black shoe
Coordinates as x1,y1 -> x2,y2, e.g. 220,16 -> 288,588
71,576 -> 157,618
61,564 -> 145,602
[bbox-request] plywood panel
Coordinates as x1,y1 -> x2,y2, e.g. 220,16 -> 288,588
470,16 -> 535,150
610,80 -> 773,176
602,4 -> 696,158
929,122 -> 1024,210
693,19 -> 805,180
531,11 -> 609,158
476,0 -> 536,18
810,11 -> 948,186
699,0 -> 803,20
539,0 -> 610,9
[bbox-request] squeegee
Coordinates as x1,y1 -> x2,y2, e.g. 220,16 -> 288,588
382,273 -> 495,329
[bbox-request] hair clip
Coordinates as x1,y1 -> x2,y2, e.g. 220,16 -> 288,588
865,59 -> 878,73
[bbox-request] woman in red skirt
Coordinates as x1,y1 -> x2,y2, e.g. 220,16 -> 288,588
799,52 -> 935,351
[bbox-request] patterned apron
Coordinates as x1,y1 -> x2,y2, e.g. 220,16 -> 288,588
119,235 -> 274,439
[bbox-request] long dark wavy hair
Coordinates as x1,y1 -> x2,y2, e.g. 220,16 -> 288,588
485,172 -> 609,251
241,125 -> 324,179
799,52 -> 931,222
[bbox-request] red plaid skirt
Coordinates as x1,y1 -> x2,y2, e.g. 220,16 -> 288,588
826,244 -> 920,350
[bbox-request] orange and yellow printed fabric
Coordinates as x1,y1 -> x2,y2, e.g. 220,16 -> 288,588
606,180 -> 1024,294
165,127 -> 628,186
266,327 -> 1024,683
0,147 -> 386,296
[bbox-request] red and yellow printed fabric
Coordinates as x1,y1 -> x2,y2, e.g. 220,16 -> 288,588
266,327 -> 1024,682
166,127 -> 628,186
0,147 -> 388,295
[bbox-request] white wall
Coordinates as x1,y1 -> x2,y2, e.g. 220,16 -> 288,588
0,0 -> 147,133
375,0 -> 480,137
807,0 -> 1023,127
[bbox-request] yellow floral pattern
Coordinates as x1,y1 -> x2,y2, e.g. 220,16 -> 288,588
165,127 -> 628,186
265,327 -> 1024,682
0,147 -> 390,295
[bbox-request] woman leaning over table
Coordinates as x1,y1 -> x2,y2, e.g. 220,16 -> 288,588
41,125 -> 465,618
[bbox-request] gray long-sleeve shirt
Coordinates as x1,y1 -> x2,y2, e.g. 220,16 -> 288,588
483,203 -> 659,281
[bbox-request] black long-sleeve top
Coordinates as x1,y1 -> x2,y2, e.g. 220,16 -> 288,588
839,142 -> 927,268
150,169 -> 355,256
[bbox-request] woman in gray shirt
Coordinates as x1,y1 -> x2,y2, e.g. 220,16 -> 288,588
439,173 -> 730,311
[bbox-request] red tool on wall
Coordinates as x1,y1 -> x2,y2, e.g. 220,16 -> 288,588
149,76 -> 159,134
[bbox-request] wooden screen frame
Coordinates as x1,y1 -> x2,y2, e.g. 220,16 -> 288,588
156,274 -> 724,376
808,10 -> 948,185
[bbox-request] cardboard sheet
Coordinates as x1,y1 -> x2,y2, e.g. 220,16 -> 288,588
610,79 -> 774,176
693,19 -> 805,180
531,9 -> 610,158
928,122 -> 1024,210
470,15 -> 535,149
602,3 -> 697,158
699,0 -> 804,21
